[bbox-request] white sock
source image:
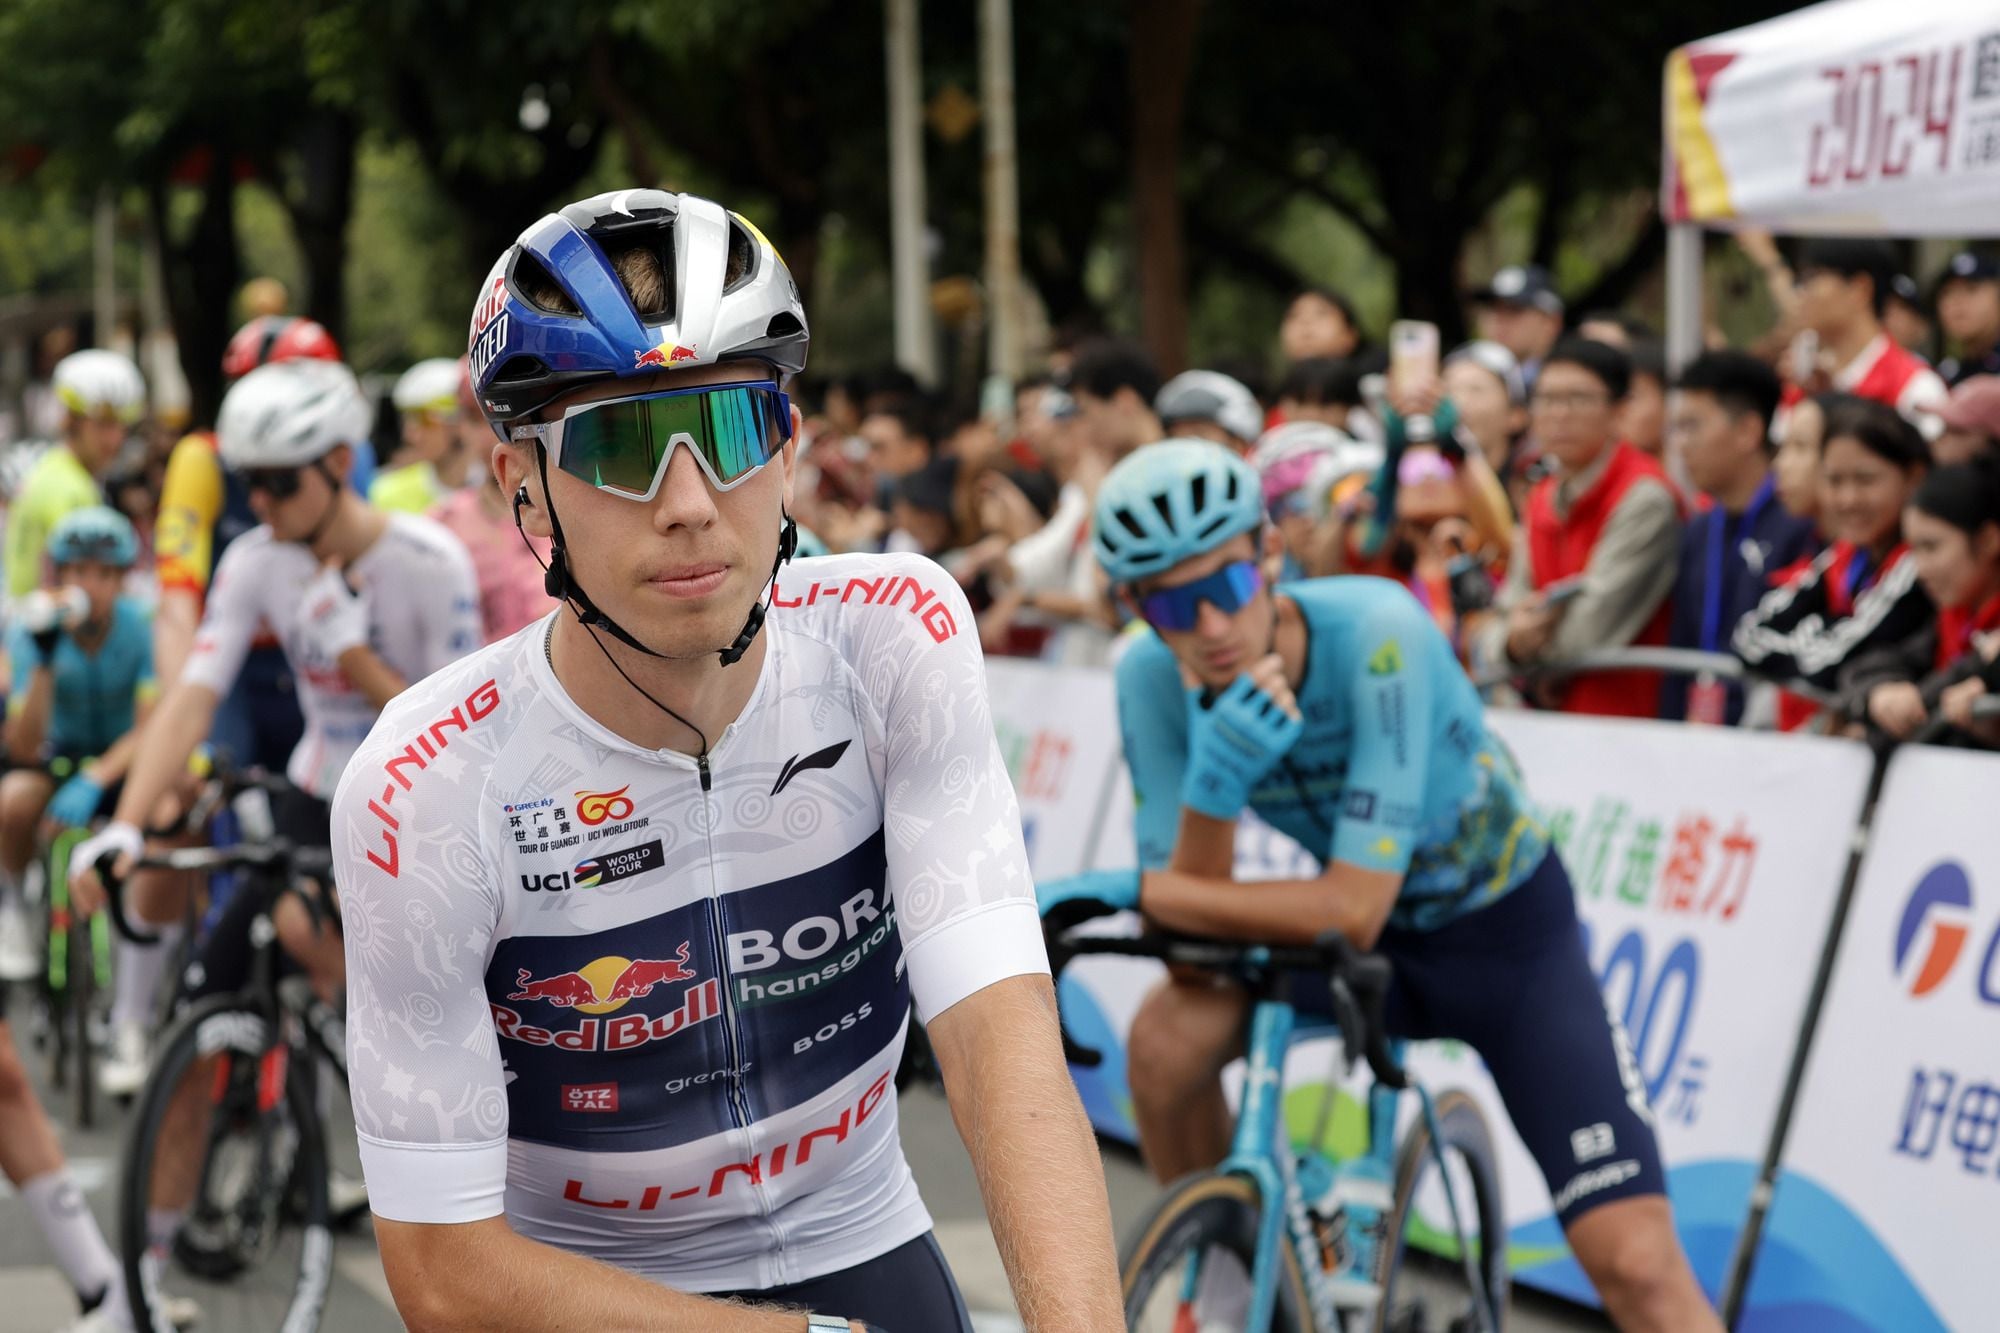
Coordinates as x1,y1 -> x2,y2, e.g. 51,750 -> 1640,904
21,1168 -> 123,1308
146,1206 -> 184,1252
112,924 -> 182,1031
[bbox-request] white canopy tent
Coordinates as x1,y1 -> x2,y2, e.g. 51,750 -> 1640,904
1661,0 -> 2000,367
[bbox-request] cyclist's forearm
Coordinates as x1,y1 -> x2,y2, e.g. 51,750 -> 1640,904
4,667 -> 53,763
88,723 -> 145,786
337,645 -> 407,711
377,1217 -> 826,1332
152,588 -> 200,688
930,973 -> 1123,1331
1169,807 -> 1236,878
112,682 -> 219,829
1142,864 -> 1399,949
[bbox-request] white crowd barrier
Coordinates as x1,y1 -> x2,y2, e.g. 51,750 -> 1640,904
982,655 -> 1996,1327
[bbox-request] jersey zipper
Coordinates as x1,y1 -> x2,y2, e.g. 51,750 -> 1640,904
694,749 -> 791,1277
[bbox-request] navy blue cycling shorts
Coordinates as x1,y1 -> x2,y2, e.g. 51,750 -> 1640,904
710,1233 -> 971,1333
1290,850 -> 1666,1229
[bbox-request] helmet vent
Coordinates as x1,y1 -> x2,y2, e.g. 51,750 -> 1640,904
725,219 -> 759,293
1187,473 -> 1208,519
1113,507 -> 1147,541
492,356 -> 547,384
510,252 -> 577,317
765,312 -> 804,340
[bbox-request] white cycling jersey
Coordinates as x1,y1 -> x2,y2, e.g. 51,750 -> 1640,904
183,515 -> 482,797
332,551 -> 1048,1293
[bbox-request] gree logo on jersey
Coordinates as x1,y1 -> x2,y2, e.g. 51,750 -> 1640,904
362,678 -> 502,878
561,1069 -> 892,1210
575,786 -> 636,826
728,886 -> 900,1008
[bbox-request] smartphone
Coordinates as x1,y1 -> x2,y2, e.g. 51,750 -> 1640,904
1389,320 -> 1441,396
1789,329 -> 1820,385
1541,575 -> 1588,606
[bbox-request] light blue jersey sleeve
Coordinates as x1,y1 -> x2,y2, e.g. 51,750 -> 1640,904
1114,633 -> 1193,872
1325,592 -> 1436,876
6,622 -> 34,709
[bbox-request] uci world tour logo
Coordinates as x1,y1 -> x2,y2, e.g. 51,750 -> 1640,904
1894,862 -> 1973,997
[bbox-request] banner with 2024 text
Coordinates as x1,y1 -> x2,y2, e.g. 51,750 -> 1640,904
983,660 -> 1875,1307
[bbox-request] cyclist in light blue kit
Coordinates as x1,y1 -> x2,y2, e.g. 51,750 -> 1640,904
1039,439 -> 1720,1331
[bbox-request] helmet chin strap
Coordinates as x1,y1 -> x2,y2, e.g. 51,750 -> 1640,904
522,445 -> 797,668
300,460 -> 344,551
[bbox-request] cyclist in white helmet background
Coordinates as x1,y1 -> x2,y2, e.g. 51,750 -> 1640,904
332,189 -> 1121,1332
67,357 -> 480,1085
5,349 -> 146,603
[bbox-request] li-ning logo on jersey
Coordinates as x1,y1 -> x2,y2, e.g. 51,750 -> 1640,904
771,740 -> 851,796
771,573 -> 959,642
362,678 -> 502,878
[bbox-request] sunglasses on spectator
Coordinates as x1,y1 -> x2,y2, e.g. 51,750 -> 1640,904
510,380 -> 793,500
1135,559 -> 1264,632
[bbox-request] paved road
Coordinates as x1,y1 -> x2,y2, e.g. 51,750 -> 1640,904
1,993 -> 1606,1329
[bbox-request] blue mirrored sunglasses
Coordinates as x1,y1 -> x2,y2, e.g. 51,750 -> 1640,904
1135,560 -> 1264,632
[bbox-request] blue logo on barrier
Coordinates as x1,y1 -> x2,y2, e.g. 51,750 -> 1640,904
1893,862 -> 1972,998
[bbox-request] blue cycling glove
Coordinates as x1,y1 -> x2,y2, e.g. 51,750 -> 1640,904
1035,869 -> 1141,918
1181,674 -> 1304,821
48,771 -> 104,829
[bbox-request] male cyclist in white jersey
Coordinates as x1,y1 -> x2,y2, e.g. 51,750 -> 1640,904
330,190 -> 1120,1332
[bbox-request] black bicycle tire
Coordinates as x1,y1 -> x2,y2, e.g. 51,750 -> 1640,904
118,995 -> 335,1333
1375,1088 -> 1510,1333
1120,1171 -> 1314,1332
69,913 -> 95,1129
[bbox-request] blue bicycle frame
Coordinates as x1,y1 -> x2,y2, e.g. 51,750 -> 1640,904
1216,988 -> 1395,1330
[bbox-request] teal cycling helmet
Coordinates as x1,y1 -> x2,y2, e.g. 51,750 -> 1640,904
1093,438 -> 1264,585
49,505 -> 139,569
792,524 -> 829,559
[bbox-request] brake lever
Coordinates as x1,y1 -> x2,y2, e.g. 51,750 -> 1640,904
95,850 -> 161,945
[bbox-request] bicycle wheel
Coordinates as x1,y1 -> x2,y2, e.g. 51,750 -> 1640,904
118,995 -> 333,1333
1375,1090 -> 1509,1333
1121,1172 -> 1314,1332
67,909 -> 95,1128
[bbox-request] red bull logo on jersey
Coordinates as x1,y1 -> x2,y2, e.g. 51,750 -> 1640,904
494,946 -> 720,1054
633,341 -> 698,369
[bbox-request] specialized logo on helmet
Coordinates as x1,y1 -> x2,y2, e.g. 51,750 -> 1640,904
1894,862 -> 1973,997
469,274 -> 511,385
634,341 -> 699,370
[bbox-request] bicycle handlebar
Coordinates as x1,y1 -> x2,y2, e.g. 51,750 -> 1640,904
97,839 -> 333,945
1043,911 -> 1408,1089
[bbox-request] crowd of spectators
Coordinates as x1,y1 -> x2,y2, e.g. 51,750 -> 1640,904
784,238 -> 2000,749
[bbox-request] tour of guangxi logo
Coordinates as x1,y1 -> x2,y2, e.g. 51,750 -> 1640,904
1893,862 -> 1973,998
576,786 -> 636,827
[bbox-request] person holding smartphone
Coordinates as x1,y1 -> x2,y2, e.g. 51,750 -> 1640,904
1475,339 -> 1685,716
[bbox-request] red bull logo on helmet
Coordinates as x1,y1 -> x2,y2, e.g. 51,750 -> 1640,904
633,341 -> 699,370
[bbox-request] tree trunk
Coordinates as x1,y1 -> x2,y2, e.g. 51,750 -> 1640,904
286,108 -> 358,345
153,149 -> 240,428
1129,0 -> 1199,376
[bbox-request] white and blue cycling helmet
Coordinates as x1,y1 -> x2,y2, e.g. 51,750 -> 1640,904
1092,438 -> 1266,585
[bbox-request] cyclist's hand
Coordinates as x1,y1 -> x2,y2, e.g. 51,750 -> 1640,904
1182,671 -> 1305,821
300,560 -> 370,663
1866,681 -> 1927,739
67,820 -> 142,918
1035,869 -> 1141,920
46,770 -> 104,829
1243,652 -> 1299,722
